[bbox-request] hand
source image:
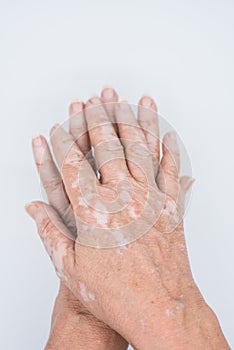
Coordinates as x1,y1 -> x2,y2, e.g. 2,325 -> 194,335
27,89 -> 229,349
32,88 -> 128,350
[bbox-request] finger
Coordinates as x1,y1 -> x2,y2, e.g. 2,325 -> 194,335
179,176 -> 195,214
69,99 -> 91,155
32,134 -> 76,234
100,87 -> 119,182
157,132 -> 180,201
85,96 -> 130,183
174,176 -> 195,225
50,123 -> 76,169
69,99 -> 97,173
115,100 -> 155,185
50,123 -> 97,180
138,95 -> 160,177
61,141 -> 99,210
101,86 -> 119,133
25,201 -> 75,280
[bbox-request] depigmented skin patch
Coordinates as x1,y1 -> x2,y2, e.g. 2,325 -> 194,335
79,282 -> 96,302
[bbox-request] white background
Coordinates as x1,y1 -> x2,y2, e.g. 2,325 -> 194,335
0,0 -> 233,349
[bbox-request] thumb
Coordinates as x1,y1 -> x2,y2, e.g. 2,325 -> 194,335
180,176 -> 195,201
25,201 -> 75,280
178,176 -> 195,217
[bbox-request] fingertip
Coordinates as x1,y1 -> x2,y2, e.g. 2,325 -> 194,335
165,131 -> 177,140
50,123 -> 60,137
25,202 -> 32,212
180,176 -> 195,191
190,177 -> 196,185
139,95 -> 157,110
90,93 -> 99,98
32,133 -> 41,140
71,98 -> 83,104
25,201 -> 38,219
69,99 -> 84,116
32,134 -> 48,166
102,83 -> 113,89
163,132 -> 178,150
117,99 -> 128,110
101,86 -> 115,100
86,95 -> 101,107
32,134 -> 45,147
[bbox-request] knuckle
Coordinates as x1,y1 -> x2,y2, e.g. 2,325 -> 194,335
43,176 -> 62,193
165,164 -> 179,178
39,217 -> 54,237
38,157 -> 53,169
65,147 -> 84,164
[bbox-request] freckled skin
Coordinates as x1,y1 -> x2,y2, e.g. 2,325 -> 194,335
28,88 -> 230,350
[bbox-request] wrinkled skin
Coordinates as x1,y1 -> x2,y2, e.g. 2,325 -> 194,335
32,88 -> 130,349
28,88 -> 229,350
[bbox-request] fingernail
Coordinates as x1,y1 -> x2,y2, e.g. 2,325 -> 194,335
168,131 -> 177,141
50,123 -> 60,136
102,84 -> 113,89
102,87 -> 114,99
118,99 -> 128,110
90,96 -> 100,104
141,96 -> 153,108
25,202 -> 37,218
32,134 -> 43,147
185,177 -> 196,191
32,135 -> 46,163
70,99 -> 83,114
71,98 -> 82,104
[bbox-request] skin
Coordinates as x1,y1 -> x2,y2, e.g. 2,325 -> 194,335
27,88 -> 230,349
32,88 -> 129,349
32,87 -> 191,349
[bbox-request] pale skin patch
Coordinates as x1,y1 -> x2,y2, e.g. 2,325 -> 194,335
165,309 -> 174,317
79,282 -> 96,303
140,319 -> 146,330
53,243 -> 70,282
117,244 -> 128,255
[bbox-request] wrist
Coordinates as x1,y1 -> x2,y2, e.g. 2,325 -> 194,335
46,283 -> 128,350
128,294 -> 230,350
46,308 -> 128,350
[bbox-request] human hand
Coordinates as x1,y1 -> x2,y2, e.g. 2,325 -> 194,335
27,88 -> 229,349
32,88 -> 128,350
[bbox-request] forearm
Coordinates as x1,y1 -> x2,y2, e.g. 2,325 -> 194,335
45,313 -> 128,350
45,283 -> 128,350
